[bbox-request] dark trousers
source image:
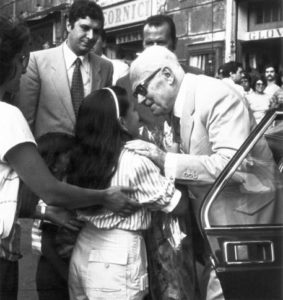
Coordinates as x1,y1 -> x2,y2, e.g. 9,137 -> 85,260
0,258 -> 18,300
36,256 -> 69,300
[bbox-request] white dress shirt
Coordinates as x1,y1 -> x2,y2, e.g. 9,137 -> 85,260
63,41 -> 92,97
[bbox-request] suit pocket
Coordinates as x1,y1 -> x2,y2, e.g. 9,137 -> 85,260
86,248 -> 127,297
234,193 -> 275,216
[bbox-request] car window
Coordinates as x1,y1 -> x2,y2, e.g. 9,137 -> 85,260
205,118 -> 283,227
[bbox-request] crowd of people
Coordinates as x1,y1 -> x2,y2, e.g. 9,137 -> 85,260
0,0 -> 282,300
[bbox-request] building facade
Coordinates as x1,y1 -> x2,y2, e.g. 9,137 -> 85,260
0,0 -> 282,75
237,0 -> 283,73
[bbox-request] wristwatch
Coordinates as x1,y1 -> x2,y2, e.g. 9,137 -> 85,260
40,204 -> 46,221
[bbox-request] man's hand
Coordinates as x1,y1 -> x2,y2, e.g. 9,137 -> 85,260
103,186 -> 140,217
125,140 -> 166,170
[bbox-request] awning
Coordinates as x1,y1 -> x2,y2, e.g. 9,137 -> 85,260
25,3 -> 70,21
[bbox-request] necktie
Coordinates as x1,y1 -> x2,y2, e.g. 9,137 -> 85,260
71,58 -> 84,117
171,115 -> 181,143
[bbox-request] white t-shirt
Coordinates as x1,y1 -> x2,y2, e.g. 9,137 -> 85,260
246,92 -> 271,124
264,83 -> 281,98
0,101 -> 35,238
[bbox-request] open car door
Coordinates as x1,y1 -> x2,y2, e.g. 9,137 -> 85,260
200,108 -> 283,300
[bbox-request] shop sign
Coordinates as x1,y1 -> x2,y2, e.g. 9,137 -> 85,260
116,32 -> 143,44
246,28 -> 283,41
97,0 -> 125,7
103,0 -> 158,29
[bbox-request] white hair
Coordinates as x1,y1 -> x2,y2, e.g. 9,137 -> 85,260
130,45 -> 183,87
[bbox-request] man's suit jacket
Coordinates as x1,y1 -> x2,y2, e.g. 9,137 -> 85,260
16,44 -> 113,138
170,74 -> 276,226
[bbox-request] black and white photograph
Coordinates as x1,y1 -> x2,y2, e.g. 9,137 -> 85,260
0,0 -> 283,299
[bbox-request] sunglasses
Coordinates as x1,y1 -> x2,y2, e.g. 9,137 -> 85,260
133,68 -> 161,98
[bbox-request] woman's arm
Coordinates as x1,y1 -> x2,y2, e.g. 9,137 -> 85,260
6,142 -> 140,215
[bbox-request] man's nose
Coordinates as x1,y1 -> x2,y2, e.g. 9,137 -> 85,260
86,30 -> 94,39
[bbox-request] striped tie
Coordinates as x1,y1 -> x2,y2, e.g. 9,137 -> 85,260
71,58 -> 84,117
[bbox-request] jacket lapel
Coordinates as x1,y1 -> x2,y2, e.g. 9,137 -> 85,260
180,74 -> 197,153
90,53 -> 102,90
50,45 -> 75,123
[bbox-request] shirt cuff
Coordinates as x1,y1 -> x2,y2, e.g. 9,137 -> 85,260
162,188 -> 181,213
164,152 -> 177,181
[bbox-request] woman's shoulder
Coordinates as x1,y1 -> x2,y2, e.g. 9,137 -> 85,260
121,140 -> 159,170
0,101 -> 22,117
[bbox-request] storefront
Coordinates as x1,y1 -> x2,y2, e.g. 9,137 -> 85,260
101,0 -> 164,60
24,3 -> 69,51
237,0 -> 283,73
166,0 -> 226,76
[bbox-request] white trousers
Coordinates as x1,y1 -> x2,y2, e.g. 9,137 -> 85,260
69,223 -> 148,300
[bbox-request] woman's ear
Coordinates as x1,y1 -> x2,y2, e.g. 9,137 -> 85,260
118,117 -> 128,132
162,67 -> 174,85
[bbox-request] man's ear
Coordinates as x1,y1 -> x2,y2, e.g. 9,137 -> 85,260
66,18 -> 71,33
162,67 -> 175,85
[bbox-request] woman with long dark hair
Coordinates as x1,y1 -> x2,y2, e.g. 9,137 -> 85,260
68,86 -> 185,300
0,16 -> 138,299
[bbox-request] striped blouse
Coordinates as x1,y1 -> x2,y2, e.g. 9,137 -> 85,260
78,144 -> 180,231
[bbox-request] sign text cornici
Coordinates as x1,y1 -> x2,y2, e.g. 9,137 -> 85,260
103,0 -> 153,29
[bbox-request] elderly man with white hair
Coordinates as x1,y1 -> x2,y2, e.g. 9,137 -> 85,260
127,45 -> 253,300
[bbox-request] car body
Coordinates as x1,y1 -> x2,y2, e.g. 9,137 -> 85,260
200,106 -> 283,300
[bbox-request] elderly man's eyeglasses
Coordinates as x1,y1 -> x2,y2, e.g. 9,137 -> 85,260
133,68 -> 161,98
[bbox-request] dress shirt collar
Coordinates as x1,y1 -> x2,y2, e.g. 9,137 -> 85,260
173,75 -> 187,118
63,41 -> 89,71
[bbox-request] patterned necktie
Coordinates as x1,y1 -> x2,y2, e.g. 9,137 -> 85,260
71,58 -> 84,117
171,115 -> 181,143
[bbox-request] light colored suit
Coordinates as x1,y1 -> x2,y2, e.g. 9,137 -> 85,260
16,45 -> 113,138
169,74 -> 276,226
168,74 -> 277,300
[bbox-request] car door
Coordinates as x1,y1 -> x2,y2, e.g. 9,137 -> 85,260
200,108 -> 283,300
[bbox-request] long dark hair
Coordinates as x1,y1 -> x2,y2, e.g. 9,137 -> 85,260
68,86 -> 130,189
0,16 -> 30,85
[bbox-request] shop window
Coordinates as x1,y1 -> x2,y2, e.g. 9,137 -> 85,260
189,53 -> 215,76
250,1 -> 283,25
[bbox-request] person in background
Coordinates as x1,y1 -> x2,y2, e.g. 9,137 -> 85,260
41,41 -> 51,50
278,70 -> 283,88
264,64 -> 281,98
0,16 -> 139,300
31,132 -> 79,300
68,86 -> 187,300
117,14 -> 201,300
128,45 -> 255,300
92,29 -> 129,84
241,71 -> 253,96
215,65 -> 224,79
16,0 -> 113,138
221,61 -> 245,97
246,75 -> 270,124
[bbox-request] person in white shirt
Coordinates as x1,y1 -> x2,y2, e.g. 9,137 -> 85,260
0,16 -> 139,300
246,75 -> 271,124
264,64 -> 281,97
16,0 -> 113,138
240,71 -> 254,96
92,29 -> 130,84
